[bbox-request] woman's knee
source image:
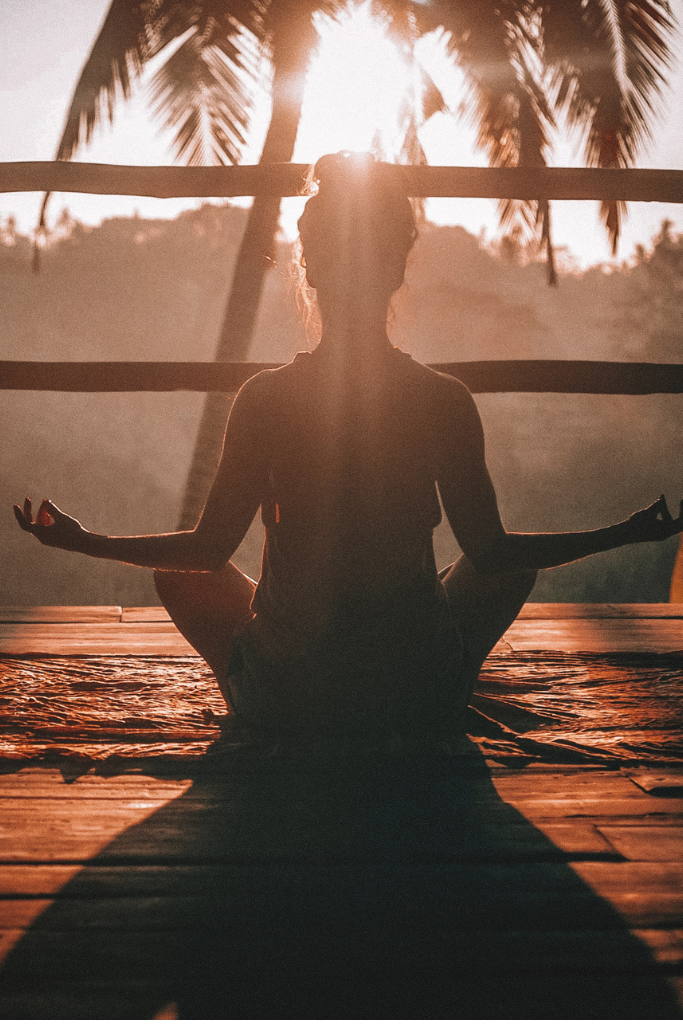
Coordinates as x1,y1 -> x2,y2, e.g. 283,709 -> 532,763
153,568 -> 196,607
512,567 -> 538,590
502,567 -> 537,604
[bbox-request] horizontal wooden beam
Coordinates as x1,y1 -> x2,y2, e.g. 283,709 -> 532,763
1,161 -> 683,202
2,360 -> 683,394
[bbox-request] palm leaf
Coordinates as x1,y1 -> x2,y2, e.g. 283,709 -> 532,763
54,0 -> 156,164
440,1 -> 557,280
154,0 -> 265,45
36,0 -> 171,252
148,22 -> 259,165
541,0 -> 675,254
35,0 -> 264,262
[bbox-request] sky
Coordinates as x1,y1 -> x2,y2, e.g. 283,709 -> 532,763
2,0 -> 683,268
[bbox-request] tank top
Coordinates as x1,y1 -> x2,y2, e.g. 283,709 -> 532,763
233,345 -> 461,723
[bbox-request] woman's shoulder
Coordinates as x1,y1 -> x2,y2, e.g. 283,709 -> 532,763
235,353 -> 305,400
395,349 -> 476,408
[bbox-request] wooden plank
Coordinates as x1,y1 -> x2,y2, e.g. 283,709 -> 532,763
519,603 -> 683,619
1,603 -> 679,624
494,773 -> 647,800
571,862 -> 683,926
0,790 -> 623,863
8,860 -> 683,933
632,929 -> 683,966
0,865 -> 86,896
499,795 -> 683,818
597,827 -> 683,861
3,861 -> 657,900
0,621 -> 194,655
0,935 -> 679,1020
0,793 -> 192,863
503,618 -> 683,652
0,606 -> 122,623
4,613 -> 683,653
4,604 -> 679,626
529,822 -> 620,857
0,881 -> 678,932
3,359 -> 683,395
0,622 -> 182,636
4,855 -> 683,932
0,639 -> 194,655
0,897 -> 680,973
628,771 -> 683,795
0,775 -> 193,800
2,893 -> 681,934
122,607 -> 171,622
0,160 -> 310,198
0,927 -> 679,982
3,160 -> 683,202
574,861 -> 683,888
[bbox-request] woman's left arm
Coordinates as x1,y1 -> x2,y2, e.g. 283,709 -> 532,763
13,375 -> 268,572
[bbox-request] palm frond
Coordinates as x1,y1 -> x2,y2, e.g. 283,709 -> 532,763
35,0 -> 159,261
540,0 -> 675,253
36,0 -> 265,251
441,1 -> 557,280
148,18 -> 259,165
152,0 -> 269,53
374,3 -> 447,218
420,67 -> 447,122
54,0 -> 157,163
398,67 -> 446,218
437,0 -> 522,160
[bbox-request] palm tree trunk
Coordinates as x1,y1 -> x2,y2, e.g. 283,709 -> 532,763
177,13 -> 317,530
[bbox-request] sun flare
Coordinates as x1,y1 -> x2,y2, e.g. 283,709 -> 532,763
296,3 -> 413,163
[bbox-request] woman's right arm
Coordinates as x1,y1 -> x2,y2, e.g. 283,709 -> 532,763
436,380 -> 682,574
14,373 -> 269,572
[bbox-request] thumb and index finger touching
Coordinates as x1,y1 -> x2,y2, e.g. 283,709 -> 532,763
13,497 -> 56,532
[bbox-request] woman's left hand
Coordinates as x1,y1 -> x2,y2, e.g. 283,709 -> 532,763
627,495 -> 683,544
13,498 -> 86,552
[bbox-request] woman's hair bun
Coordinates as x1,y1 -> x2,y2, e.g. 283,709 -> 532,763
311,151 -> 378,196
295,150 -> 418,321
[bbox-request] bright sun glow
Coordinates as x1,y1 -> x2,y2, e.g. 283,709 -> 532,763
278,2 -> 423,237
296,4 -> 413,163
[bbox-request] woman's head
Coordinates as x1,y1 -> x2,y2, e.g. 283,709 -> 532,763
296,152 -> 417,325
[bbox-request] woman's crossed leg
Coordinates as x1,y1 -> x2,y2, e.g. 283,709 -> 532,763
153,562 -> 255,710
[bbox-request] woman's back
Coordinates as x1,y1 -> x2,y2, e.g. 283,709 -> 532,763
231,344 -> 464,723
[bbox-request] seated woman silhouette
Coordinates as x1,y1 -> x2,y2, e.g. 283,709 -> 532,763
14,152 -> 683,749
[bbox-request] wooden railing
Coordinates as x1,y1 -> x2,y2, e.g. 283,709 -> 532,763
1,360 -> 683,395
2,161 -> 682,395
3,161 -> 683,203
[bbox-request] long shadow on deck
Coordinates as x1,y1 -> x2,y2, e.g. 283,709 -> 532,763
0,747 -> 681,1018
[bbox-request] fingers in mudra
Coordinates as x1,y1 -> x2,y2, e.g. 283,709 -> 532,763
14,497 -> 52,530
639,495 -> 683,540
13,497 -> 81,548
654,495 -> 683,532
36,499 -> 55,527
654,494 -> 671,523
13,497 -> 37,533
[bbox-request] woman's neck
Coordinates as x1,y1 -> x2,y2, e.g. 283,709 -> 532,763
315,301 -> 393,354
315,325 -> 392,356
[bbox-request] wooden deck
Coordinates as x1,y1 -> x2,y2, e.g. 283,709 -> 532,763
0,605 -> 682,1017
2,602 -> 683,655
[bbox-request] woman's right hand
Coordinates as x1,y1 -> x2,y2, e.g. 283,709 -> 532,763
626,495 -> 683,544
13,497 -> 86,552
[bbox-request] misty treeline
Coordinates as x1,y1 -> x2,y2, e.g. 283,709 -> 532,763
1,205 -> 681,605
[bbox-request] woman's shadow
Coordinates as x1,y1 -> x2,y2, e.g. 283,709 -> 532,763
0,744 -> 680,1019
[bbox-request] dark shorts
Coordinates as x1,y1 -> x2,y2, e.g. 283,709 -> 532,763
221,578 -> 470,741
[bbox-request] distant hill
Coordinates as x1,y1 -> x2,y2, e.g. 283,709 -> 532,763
1,205 -> 680,604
